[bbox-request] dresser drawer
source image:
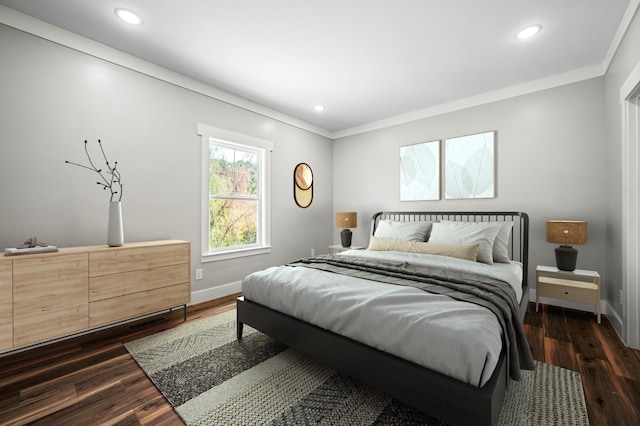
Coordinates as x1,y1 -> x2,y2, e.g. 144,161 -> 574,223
90,263 -> 189,302
13,254 -> 89,347
89,242 -> 189,277
89,282 -> 190,327
0,312 -> 12,351
0,262 -> 12,351
0,262 -> 11,315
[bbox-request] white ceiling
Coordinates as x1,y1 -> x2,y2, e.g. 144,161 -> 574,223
0,0 -> 633,135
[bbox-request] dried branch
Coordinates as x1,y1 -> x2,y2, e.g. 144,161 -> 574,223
65,139 -> 123,202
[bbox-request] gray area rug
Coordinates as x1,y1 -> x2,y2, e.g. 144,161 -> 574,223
125,309 -> 589,425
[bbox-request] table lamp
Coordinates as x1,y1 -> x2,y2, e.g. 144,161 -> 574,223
546,220 -> 587,271
336,212 -> 357,247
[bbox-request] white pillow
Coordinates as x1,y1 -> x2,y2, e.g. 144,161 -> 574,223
374,220 -> 432,241
441,220 -> 513,263
428,221 -> 501,264
491,221 -> 513,263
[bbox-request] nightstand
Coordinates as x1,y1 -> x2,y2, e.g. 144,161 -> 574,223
535,265 -> 601,324
328,245 -> 364,254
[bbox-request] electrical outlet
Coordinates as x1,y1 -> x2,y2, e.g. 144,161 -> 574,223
195,268 -> 203,280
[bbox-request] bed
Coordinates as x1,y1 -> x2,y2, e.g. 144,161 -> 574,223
237,211 -> 532,426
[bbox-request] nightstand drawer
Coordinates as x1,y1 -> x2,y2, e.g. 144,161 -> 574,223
538,281 -> 598,304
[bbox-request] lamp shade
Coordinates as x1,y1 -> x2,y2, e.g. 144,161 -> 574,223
336,212 -> 357,229
546,220 -> 587,245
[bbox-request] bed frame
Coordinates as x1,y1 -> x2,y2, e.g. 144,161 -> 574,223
237,211 -> 529,426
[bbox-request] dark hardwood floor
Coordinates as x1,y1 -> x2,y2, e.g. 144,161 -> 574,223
523,304 -> 640,426
1,297 -> 639,425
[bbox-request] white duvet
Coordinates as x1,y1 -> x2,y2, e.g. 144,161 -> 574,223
241,249 -> 523,387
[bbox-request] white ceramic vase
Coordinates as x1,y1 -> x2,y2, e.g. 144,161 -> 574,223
107,201 -> 124,247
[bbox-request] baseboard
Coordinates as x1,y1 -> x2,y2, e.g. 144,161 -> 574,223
602,300 -> 625,340
190,281 -> 242,305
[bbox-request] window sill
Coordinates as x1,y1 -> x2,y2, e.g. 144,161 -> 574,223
201,245 -> 272,263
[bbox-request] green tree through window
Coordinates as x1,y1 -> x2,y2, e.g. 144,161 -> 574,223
208,144 -> 258,249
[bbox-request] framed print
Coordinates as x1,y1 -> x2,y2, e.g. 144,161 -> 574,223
400,140 -> 440,201
444,131 -> 495,199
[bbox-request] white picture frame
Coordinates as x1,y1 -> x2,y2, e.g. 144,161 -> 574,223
444,131 -> 495,199
400,140 -> 440,201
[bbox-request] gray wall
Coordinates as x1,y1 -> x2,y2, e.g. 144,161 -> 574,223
333,77 -> 608,296
0,24 -> 334,300
604,9 -> 640,330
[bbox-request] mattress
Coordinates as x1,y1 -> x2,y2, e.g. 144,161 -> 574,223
241,249 -> 523,387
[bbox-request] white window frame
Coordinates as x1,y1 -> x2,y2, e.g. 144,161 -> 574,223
198,123 -> 272,262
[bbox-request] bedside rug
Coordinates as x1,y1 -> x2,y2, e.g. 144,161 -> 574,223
125,309 -> 589,426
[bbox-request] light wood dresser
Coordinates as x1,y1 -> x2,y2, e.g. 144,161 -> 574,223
0,240 -> 190,354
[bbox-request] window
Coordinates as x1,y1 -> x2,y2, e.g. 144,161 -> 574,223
198,123 -> 272,261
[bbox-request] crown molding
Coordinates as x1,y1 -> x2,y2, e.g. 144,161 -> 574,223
0,5 -> 333,139
333,65 -> 603,139
603,0 -> 640,74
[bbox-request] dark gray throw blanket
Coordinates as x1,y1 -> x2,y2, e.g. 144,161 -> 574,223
289,254 -> 535,381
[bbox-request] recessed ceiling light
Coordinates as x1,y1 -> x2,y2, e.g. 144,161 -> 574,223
313,105 -> 326,112
115,8 -> 143,25
515,24 -> 542,40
